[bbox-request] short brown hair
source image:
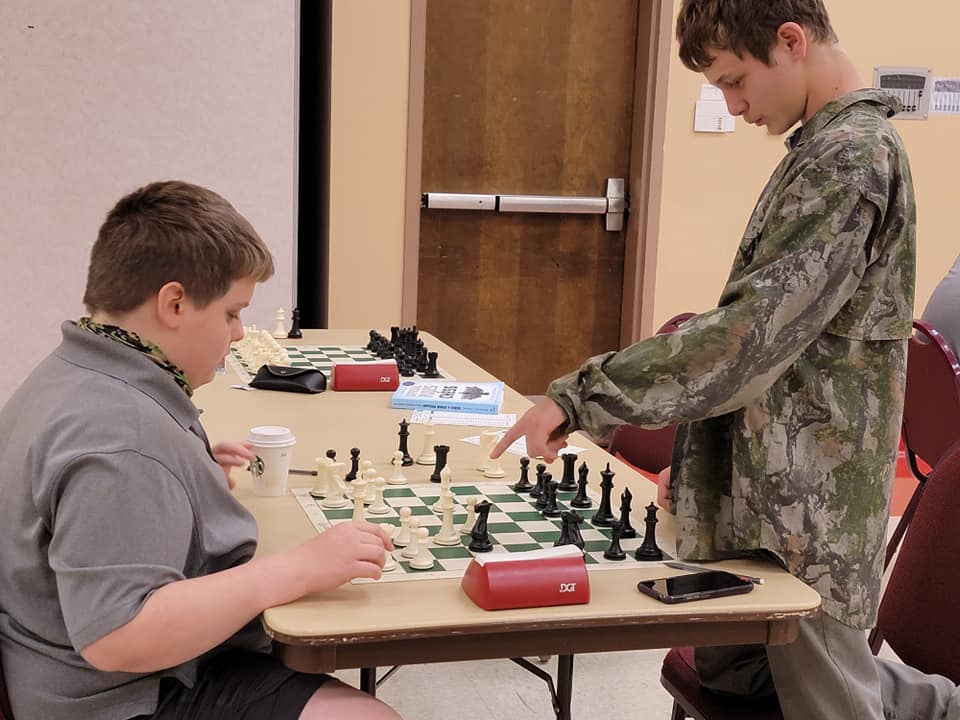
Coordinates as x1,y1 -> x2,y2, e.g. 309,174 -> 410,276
83,181 -> 274,314
677,0 -> 838,72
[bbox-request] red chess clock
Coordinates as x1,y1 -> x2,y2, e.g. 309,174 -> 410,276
460,545 -> 590,610
331,360 -> 400,391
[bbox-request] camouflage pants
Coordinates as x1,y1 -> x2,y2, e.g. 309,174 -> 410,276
695,613 -> 960,720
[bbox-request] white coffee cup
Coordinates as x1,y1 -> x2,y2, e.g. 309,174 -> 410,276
246,425 -> 296,496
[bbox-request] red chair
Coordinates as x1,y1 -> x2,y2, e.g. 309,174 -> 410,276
659,321 -> 960,720
607,313 -> 696,475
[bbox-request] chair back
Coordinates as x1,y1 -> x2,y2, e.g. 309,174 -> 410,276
901,320 -> 960,479
606,312 -> 696,474
877,439 -> 960,683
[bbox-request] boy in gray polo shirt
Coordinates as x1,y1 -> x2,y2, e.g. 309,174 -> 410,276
0,181 -> 402,720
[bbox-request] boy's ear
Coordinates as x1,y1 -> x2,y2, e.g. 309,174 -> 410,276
156,281 -> 188,329
777,21 -> 807,59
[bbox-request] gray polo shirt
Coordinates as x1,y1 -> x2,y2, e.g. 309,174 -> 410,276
0,322 -> 266,720
921,253 -> 960,358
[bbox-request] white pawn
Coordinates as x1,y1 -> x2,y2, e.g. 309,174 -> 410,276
393,507 -> 413,547
368,477 -> 390,515
401,518 -> 421,559
382,547 -> 398,572
432,466 -> 454,513
433,504 -> 461,546
409,527 -> 435,570
416,423 -> 437,465
387,451 -> 408,485
363,469 -> 378,503
351,479 -> 367,522
272,308 -> 287,339
308,456 -> 328,499
459,496 -> 478,534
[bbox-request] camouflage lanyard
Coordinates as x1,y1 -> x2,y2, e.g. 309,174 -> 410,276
77,317 -> 194,397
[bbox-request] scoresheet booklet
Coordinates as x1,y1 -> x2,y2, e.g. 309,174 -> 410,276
390,379 -> 504,415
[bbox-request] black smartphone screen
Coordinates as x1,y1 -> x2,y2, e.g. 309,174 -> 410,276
637,570 -> 754,603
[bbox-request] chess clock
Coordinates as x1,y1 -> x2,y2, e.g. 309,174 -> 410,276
873,66 -> 932,120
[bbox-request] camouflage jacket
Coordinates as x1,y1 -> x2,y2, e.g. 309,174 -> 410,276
548,90 -> 916,629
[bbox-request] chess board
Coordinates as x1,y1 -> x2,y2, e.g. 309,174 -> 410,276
292,481 -> 672,583
227,345 -> 450,383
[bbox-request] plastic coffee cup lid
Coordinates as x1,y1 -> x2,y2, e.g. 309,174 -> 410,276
246,425 -> 296,447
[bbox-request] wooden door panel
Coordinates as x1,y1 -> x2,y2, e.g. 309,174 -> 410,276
419,0 -> 639,394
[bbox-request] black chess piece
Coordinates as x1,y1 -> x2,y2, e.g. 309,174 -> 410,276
558,453 -> 578,491
325,448 -> 337,463
397,419 -> 414,466
554,512 -> 572,547
424,351 -> 441,378
531,462 -> 547,498
287,307 -> 303,339
604,519 -> 627,561
571,462 -> 592,508
512,456 -> 533,492
542,480 -> 562,517
345,447 -> 360,482
618,488 -> 638,539
535,472 -> 552,510
468,500 -> 493,552
635,502 -> 664,561
566,509 -> 585,550
429,444 -> 450,483
591,463 -> 616,526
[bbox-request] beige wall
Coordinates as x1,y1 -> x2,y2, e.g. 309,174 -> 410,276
327,0 -> 411,327
653,0 -> 960,329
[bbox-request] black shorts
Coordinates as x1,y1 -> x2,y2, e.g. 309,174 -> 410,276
144,649 -> 334,720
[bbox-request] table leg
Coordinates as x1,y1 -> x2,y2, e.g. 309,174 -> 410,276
556,655 -> 574,720
360,667 -> 377,696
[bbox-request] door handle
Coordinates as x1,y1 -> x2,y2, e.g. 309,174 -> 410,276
422,178 -> 626,232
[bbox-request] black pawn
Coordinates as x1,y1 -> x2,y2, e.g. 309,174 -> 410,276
542,480 -> 562,517
345,447 -> 360,482
535,472 -> 552,510
397,419 -> 414,466
429,444 -> 450,483
325,448 -> 337,463
604,519 -> 627,561
512,457 -> 534,492
635,502 -> 664,561
424,351 -> 441,378
468,500 -> 493,552
530,462 -> 547,498
591,463 -> 616,526
571,462 -> 592,509
618,488 -> 637,539
287,307 -> 303,339
558,453 -> 578,491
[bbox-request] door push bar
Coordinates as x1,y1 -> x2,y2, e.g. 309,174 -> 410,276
422,178 -> 627,232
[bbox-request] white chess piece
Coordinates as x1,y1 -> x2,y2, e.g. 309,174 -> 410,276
432,466 -> 454,513
393,507 -> 412,547
409,527 -> 435,570
368,477 -> 390,515
483,451 -> 506,479
351,479 -> 367,521
478,430 -> 496,472
416,423 -> 437,465
459,495 -> 478,534
308,456 -> 328,498
387,451 -> 408,485
433,504 -> 460,546
321,466 -> 349,508
363,468 -> 378,503
401,518 -> 421,559
273,308 -> 286,339
382,548 -> 398,572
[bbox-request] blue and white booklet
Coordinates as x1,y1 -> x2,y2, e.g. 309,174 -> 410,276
391,380 -> 504,415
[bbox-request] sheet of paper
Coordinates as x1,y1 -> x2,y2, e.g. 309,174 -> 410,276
409,409 -> 516,427
460,433 -> 587,457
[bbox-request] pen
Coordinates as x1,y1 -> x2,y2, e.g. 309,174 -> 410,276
289,468 -> 318,476
664,560 -> 765,585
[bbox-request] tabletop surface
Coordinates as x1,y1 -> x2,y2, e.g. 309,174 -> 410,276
195,329 -> 820,649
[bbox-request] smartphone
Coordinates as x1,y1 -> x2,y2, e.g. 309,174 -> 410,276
637,570 -> 754,604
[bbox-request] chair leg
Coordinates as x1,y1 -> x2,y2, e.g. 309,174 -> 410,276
670,700 -> 688,720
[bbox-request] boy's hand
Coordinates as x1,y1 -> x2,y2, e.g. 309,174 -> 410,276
211,441 -> 256,489
295,522 -> 395,592
491,397 -> 569,462
657,466 -> 673,512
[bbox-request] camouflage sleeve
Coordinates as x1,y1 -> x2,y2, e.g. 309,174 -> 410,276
547,178 -> 880,443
